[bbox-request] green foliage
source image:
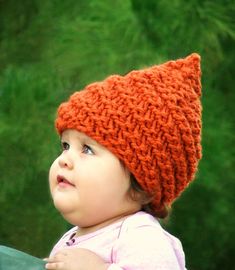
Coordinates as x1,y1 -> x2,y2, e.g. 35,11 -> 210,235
0,65 -> 66,255
131,0 -> 235,55
0,0 -> 234,269
0,65 -> 60,200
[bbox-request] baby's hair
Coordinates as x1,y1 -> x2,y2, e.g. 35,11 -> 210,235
128,174 -> 170,219
119,159 -> 170,219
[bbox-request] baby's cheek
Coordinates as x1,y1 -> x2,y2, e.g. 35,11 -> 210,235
49,162 -> 57,190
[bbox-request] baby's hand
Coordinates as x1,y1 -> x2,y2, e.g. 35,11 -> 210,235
44,248 -> 109,270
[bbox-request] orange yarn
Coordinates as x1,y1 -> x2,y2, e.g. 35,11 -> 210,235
55,53 -> 202,214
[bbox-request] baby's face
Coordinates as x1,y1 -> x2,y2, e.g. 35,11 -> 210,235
49,129 -> 140,228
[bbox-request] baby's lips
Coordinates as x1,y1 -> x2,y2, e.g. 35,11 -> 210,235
57,175 -> 75,186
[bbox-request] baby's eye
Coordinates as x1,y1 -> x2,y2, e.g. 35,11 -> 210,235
82,144 -> 94,155
61,141 -> 70,151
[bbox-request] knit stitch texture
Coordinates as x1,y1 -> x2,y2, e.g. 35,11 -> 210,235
55,53 -> 202,215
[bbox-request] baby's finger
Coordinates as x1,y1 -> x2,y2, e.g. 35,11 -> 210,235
45,252 -> 67,263
45,261 -> 65,269
44,257 -> 55,263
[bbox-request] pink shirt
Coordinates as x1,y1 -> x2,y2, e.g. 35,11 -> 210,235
50,211 -> 186,269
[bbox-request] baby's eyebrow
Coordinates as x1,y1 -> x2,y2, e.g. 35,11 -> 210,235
81,135 -> 102,148
86,139 -> 103,149
87,138 -> 108,151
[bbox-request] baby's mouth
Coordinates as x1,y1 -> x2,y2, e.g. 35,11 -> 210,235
57,175 -> 75,187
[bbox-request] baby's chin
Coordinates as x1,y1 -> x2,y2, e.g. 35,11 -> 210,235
54,203 -> 83,226
52,193 -> 77,216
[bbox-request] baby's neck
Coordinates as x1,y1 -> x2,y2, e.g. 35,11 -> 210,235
75,211 -> 138,237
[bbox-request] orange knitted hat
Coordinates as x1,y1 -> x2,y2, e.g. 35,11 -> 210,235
55,53 -> 202,215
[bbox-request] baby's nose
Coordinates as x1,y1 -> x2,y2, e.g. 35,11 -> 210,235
58,153 -> 73,169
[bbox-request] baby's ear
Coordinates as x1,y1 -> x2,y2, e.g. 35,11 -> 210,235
119,159 -> 131,176
128,174 -> 152,205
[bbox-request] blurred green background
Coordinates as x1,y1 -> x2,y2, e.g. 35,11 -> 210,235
0,0 -> 234,269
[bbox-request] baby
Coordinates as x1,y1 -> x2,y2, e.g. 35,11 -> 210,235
45,53 -> 202,270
